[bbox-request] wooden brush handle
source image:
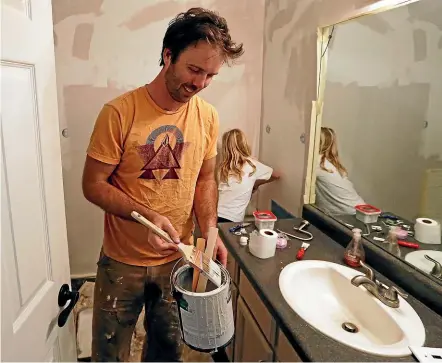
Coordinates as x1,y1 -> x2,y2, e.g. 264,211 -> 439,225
192,238 -> 206,292
131,211 -> 174,244
196,227 -> 218,292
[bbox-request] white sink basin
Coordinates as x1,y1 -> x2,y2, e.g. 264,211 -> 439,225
279,260 -> 425,357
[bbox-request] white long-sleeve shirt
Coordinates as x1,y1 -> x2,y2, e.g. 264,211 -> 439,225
315,159 -> 365,215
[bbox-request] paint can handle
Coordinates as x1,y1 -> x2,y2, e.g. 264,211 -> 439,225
227,283 -> 236,303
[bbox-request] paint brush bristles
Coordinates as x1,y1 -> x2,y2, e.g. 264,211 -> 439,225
131,211 -> 222,287
177,244 -> 222,287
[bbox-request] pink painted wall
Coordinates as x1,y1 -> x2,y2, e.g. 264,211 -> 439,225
53,0 -> 265,275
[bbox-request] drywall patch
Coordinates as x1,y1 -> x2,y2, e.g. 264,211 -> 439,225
267,0 -> 298,42
72,23 -> 94,60
413,29 -> 427,62
284,32 -> 317,113
119,1 -> 200,31
357,14 -> 393,34
52,0 -> 104,24
409,0 -> 442,31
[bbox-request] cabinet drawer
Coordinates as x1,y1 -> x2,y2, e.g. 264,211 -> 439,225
239,271 -> 276,344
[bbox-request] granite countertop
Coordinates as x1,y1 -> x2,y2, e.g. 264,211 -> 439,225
218,218 -> 442,362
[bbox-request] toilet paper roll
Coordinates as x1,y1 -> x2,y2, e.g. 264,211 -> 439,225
249,229 -> 278,259
414,218 -> 441,245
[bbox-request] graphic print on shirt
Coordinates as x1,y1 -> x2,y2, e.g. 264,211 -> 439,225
136,125 -> 189,180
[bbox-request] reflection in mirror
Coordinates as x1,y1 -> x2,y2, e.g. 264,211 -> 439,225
311,0 -> 442,283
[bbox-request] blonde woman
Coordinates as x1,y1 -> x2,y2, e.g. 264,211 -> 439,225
315,127 -> 365,215
217,129 -> 280,223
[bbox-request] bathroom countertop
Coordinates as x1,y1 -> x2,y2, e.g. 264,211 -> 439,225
218,218 -> 442,362
330,212 -> 442,254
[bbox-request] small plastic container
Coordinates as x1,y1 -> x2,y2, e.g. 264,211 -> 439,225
355,204 -> 381,224
253,210 -> 277,230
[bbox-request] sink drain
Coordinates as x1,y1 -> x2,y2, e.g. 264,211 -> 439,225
342,322 -> 358,333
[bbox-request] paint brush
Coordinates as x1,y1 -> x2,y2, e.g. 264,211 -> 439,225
131,211 -> 222,287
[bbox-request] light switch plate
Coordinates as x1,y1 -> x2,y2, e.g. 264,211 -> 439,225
409,346 -> 442,362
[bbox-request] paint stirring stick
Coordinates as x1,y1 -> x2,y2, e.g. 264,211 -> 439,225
192,238 -> 206,292
196,227 -> 218,293
131,211 -> 222,287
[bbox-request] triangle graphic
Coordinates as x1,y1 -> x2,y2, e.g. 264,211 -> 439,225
162,168 -> 179,180
143,143 -> 180,170
140,169 -> 156,179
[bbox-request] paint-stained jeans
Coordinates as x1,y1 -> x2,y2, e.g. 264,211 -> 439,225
91,253 -> 183,362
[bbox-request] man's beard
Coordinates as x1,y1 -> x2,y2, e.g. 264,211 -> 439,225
165,66 -> 197,103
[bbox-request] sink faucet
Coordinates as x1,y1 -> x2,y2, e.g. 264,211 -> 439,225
351,261 -> 408,308
425,254 -> 442,279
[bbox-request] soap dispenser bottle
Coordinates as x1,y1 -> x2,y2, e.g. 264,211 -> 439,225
344,228 -> 365,267
386,226 -> 402,258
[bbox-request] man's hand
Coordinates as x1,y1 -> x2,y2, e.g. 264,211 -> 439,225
212,236 -> 228,267
146,213 -> 181,255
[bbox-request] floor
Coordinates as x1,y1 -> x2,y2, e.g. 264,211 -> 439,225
73,279 -> 212,362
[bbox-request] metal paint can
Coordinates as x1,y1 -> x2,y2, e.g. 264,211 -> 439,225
171,262 -> 234,352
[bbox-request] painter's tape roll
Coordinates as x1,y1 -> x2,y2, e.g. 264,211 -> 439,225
249,229 -> 278,259
415,218 -> 441,245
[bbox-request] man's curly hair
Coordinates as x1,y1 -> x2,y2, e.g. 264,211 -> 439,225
160,7 -> 244,66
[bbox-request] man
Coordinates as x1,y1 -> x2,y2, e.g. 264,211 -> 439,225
82,7 -> 243,362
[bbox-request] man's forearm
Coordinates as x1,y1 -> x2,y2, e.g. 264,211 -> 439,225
194,179 -> 218,237
84,181 -> 156,221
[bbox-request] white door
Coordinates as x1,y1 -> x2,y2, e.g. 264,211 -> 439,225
1,0 -> 77,361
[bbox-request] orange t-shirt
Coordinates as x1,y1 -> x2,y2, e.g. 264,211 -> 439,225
87,86 -> 219,266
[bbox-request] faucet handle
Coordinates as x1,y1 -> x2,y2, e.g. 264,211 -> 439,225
359,260 -> 375,281
385,285 -> 408,301
425,254 -> 442,279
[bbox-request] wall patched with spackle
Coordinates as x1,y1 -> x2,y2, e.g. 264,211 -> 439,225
53,0 -> 265,276
259,0 -> 378,215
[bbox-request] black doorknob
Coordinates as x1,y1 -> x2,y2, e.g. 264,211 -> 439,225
57,284 -> 79,327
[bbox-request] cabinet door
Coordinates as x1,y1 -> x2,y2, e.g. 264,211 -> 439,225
227,253 -> 239,286
234,297 -> 274,362
275,329 -> 302,362
239,271 -> 276,344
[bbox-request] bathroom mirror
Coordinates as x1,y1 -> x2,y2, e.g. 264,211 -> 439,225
306,0 -> 442,284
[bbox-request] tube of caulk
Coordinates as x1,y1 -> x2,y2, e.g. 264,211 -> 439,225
296,242 -> 310,260
398,240 -> 419,249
